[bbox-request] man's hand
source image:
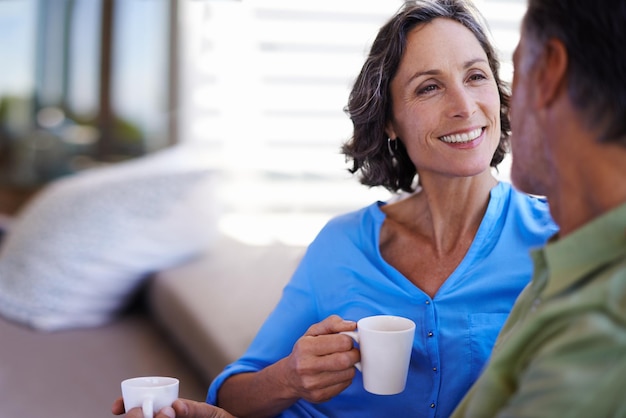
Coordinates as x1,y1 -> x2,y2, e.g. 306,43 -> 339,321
112,397 -> 236,418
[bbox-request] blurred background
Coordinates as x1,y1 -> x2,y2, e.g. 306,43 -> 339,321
0,0 -> 526,246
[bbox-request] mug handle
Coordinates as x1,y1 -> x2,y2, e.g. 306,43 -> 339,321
142,397 -> 153,418
340,331 -> 362,372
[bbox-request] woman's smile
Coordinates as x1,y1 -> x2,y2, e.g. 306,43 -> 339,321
439,127 -> 483,144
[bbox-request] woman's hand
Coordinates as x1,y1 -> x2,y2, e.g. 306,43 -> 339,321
112,397 -> 236,418
282,314 -> 360,403
216,314 -> 360,417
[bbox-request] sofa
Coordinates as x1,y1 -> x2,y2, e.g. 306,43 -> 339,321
0,146 -> 306,417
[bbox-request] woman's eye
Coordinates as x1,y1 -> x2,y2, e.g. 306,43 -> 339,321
468,72 -> 488,82
417,84 -> 438,95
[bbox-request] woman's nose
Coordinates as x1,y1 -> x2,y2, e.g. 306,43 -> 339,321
447,85 -> 477,119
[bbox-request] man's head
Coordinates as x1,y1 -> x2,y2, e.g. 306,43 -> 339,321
522,0 -> 626,143
510,0 -> 626,230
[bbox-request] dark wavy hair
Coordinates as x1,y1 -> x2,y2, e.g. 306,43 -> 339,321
524,0 -> 626,144
342,0 -> 511,193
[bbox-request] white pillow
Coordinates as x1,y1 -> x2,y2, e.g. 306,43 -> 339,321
0,146 -> 219,331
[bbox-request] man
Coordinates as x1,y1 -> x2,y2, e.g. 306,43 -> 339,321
451,0 -> 626,416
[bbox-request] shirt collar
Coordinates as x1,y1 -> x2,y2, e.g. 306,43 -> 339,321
540,202 -> 626,298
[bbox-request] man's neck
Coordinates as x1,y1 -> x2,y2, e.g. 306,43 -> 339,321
549,140 -> 626,237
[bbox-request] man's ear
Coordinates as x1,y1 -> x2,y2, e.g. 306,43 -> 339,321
535,38 -> 568,108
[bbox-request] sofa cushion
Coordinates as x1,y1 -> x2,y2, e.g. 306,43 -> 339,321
0,146 -> 218,331
149,234 -> 305,381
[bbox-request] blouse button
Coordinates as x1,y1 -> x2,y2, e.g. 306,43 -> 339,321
427,331 -> 434,337
432,367 -> 437,372
430,403 -> 436,408
425,300 -> 430,305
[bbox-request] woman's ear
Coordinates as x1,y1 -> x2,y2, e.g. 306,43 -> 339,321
535,38 -> 568,108
385,121 -> 397,140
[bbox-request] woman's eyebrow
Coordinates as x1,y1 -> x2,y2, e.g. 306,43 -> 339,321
406,57 -> 489,85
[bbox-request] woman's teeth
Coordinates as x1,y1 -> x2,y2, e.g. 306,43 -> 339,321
440,128 -> 482,143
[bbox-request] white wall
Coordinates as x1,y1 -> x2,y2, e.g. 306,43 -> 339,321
178,0 -> 526,245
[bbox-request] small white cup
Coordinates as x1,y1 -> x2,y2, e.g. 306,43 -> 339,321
121,376 -> 179,418
342,315 -> 415,395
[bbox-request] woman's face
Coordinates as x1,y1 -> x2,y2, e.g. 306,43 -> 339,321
387,18 -> 501,180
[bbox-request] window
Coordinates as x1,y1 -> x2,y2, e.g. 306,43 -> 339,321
0,0 -> 172,188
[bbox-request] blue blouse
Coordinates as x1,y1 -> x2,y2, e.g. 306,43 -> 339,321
207,182 -> 558,417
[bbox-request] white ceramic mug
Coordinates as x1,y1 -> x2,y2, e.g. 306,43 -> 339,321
342,315 -> 415,395
121,376 -> 179,418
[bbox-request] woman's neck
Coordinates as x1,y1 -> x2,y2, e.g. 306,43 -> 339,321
384,172 -> 498,255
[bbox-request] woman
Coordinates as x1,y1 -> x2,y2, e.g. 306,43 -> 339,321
207,1 -> 557,417
204,1 -> 558,417
111,1 -> 556,417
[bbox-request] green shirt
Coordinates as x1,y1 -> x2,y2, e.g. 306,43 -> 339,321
451,202 -> 626,418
